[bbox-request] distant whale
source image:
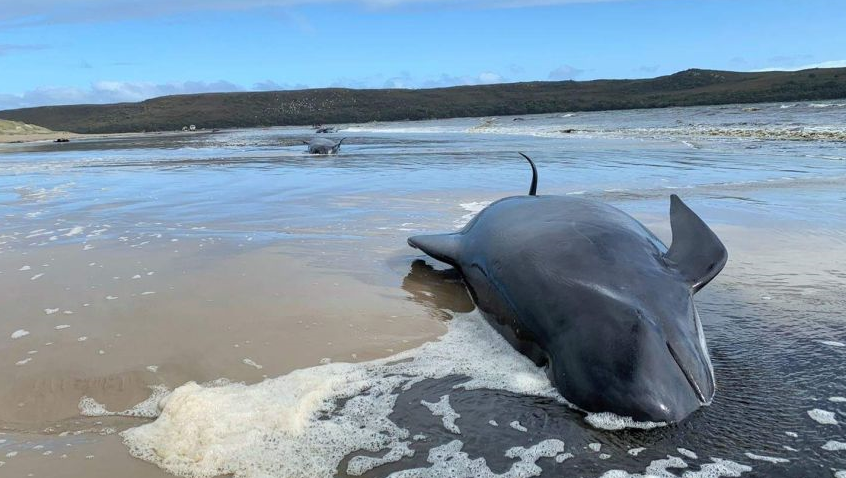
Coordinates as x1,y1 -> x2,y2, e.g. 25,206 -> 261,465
408,154 -> 727,423
304,137 -> 345,155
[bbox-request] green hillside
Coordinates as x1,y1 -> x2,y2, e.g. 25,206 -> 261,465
1,68 -> 844,134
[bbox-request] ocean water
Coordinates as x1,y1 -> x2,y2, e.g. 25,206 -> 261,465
0,100 -> 845,477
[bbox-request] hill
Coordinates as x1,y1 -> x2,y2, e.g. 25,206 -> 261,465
1,68 -> 845,134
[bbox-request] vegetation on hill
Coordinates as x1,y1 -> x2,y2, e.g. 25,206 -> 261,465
1,68 -> 845,134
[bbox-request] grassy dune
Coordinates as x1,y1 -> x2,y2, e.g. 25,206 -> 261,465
0,119 -> 70,143
0,119 -> 53,135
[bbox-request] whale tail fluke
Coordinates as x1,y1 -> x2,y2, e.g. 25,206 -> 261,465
519,153 -> 538,196
665,195 -> 728,292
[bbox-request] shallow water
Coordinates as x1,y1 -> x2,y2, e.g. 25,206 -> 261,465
0,100 -> 845,477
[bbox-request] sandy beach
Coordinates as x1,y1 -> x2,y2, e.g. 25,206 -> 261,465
0,119 -> 219,144
0,130 -> 217,145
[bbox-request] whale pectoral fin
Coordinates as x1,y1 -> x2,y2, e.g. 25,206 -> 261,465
408,233 -> 461,267
665,195 -> 728,293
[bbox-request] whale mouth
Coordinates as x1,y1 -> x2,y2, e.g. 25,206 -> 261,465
666,342 -> 708,404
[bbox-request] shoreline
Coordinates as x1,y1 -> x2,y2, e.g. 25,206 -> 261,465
0,129 -> 213,145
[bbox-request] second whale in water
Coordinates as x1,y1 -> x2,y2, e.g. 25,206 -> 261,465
408,155 -> 727,423
304,137 -> 345,155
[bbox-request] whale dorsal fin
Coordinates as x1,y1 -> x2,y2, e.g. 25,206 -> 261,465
408,233 -> 461,267
665,195 -> 728,293
519,153 -> 538,196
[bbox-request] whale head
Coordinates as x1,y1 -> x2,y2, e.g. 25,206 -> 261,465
544,267 -> 717,423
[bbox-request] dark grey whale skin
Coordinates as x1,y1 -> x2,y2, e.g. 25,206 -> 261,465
304,137 -> 345,155
408,194 -> 727,423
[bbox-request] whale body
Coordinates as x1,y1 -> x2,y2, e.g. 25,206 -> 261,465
408,157 -> 727,423
304,137 -> 345,155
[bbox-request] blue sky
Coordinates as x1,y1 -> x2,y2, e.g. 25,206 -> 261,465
1,0 -> 844,110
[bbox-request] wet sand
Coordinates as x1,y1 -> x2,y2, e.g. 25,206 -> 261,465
0,132 -> 80,144
0,131 -> 132,144
0,130 -> 212,144
0,236 -> 462,475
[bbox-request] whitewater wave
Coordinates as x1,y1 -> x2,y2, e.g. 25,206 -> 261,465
342,114 -> 846,143
808,103 -> 846,108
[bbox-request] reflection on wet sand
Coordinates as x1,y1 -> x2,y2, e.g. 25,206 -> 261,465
402,260 -> 474,319
0,239 -> 454,454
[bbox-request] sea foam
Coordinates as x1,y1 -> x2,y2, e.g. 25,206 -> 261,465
121,312 -> 562,478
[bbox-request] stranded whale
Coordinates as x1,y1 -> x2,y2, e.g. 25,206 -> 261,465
408,154 -> 727,423
304,137 -> 345,155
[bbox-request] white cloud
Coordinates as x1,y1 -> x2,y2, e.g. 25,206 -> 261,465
0,43 -> 50,55
0,70 -> 512,109
252,79 -> 309,91
766,54 -> 813,66
754,59 -> 846,72
0,80 -> 243,110
382,71 -> 413,88
478,71 -> 503,84
635,65 -> 659,74
548,64 -> 584,80
417,72 -> 507,88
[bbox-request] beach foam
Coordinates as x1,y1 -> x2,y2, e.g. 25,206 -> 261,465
10,329 -> 29,339
744,452 -> 789,464
509,420 -> 528,432
678,448 -> 698,460
65,226 -> 85,237
600,455 -> 687,477
818,340 -> 845,347
601,456 -> 751,478
555,452 -> 574,463
808,409 -> 839,425
683,458 -> 751,478
121,312 -> 562,478
387,438 -> 565,477
822,441 -> 846,451
584,412 -> 665,430
79,385 -> 170,418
